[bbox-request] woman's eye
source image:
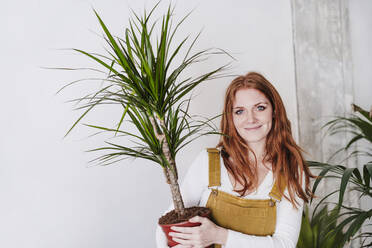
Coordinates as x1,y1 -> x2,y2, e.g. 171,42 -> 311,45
257,105 -> 266,111
235,109 -> 243,115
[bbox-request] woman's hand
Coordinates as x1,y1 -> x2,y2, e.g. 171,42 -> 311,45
169,216 -> 228,248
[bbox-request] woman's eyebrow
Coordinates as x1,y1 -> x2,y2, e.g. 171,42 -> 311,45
254,101 -> 269,106
233,101 -> 269,109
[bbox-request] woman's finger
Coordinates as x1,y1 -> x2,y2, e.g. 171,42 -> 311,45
188,215 -> 207,224
169,231 -> 193,240
170,226 -> 198,234
171,237 -> 193,246
172,245 -> 192,248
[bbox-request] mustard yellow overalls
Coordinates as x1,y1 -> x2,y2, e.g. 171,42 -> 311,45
206,148 -> 286,248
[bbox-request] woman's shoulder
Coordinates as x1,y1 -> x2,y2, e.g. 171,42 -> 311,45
185,147 -> 221,174
181,148 -> 211,187
193,147 -> 221,161
184,148 -> 210,173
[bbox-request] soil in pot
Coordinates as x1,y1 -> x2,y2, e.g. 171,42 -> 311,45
158,206 -> 213,247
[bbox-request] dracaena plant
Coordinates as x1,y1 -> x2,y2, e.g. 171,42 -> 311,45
307,104 -> 372,247
59,3 -> 229,217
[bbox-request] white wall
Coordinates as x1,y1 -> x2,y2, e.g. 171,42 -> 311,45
349,0 -> 372,238
349,0 -> 372,110
0,1 -> 296,247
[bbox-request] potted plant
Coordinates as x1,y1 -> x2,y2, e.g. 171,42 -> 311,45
305,104 -> 372,247
59,3 -> 228,247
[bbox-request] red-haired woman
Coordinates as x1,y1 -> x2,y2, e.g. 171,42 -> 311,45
156,72 -> 314,248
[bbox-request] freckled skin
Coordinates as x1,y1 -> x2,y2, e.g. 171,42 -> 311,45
232,88 -> 273,147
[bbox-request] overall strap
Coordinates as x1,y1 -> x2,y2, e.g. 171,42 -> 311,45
268,176 -> 286,202
207,148 -> 221,187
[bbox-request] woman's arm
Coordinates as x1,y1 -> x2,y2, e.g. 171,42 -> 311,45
223,171 -> 306,248
224,192 -> 304,248
168,191 -> 304,248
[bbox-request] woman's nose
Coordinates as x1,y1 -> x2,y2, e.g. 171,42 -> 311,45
244,110 -> 256,123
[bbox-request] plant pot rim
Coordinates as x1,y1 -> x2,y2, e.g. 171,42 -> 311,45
159,219 -> 196,227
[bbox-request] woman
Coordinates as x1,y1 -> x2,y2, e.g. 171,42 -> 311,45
156,72 -> 314,248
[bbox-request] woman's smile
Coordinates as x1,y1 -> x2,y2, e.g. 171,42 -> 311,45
244,125 -> 262,131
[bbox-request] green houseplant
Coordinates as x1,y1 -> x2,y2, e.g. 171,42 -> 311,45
59,3 -> 229,246
304,104 -> 372,247
297,205 -> 344,248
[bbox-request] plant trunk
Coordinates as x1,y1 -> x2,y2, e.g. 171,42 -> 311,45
167,167 -> 185,216
150,116 -> 185,216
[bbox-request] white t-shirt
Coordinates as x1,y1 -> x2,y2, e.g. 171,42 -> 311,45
156,149 -> 304,248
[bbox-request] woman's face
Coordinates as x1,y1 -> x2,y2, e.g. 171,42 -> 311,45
232,88 -> 273,146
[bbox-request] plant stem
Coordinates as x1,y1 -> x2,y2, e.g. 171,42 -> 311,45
150,116 -> 185,216
167,166 -> 186,216
159,118 -> 179,179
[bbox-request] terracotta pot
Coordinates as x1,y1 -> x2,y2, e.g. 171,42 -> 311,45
159,212 -> 213,248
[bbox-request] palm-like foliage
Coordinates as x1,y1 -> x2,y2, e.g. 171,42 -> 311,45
297,205 -> 344,248
60,3 -> 229,216
307,104 -> 372,246
323,104 -> 372,162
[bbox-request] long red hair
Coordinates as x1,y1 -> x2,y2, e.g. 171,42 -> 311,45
217,72 -> 314,208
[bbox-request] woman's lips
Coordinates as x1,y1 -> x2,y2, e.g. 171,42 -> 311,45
244,125 -> 262,130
